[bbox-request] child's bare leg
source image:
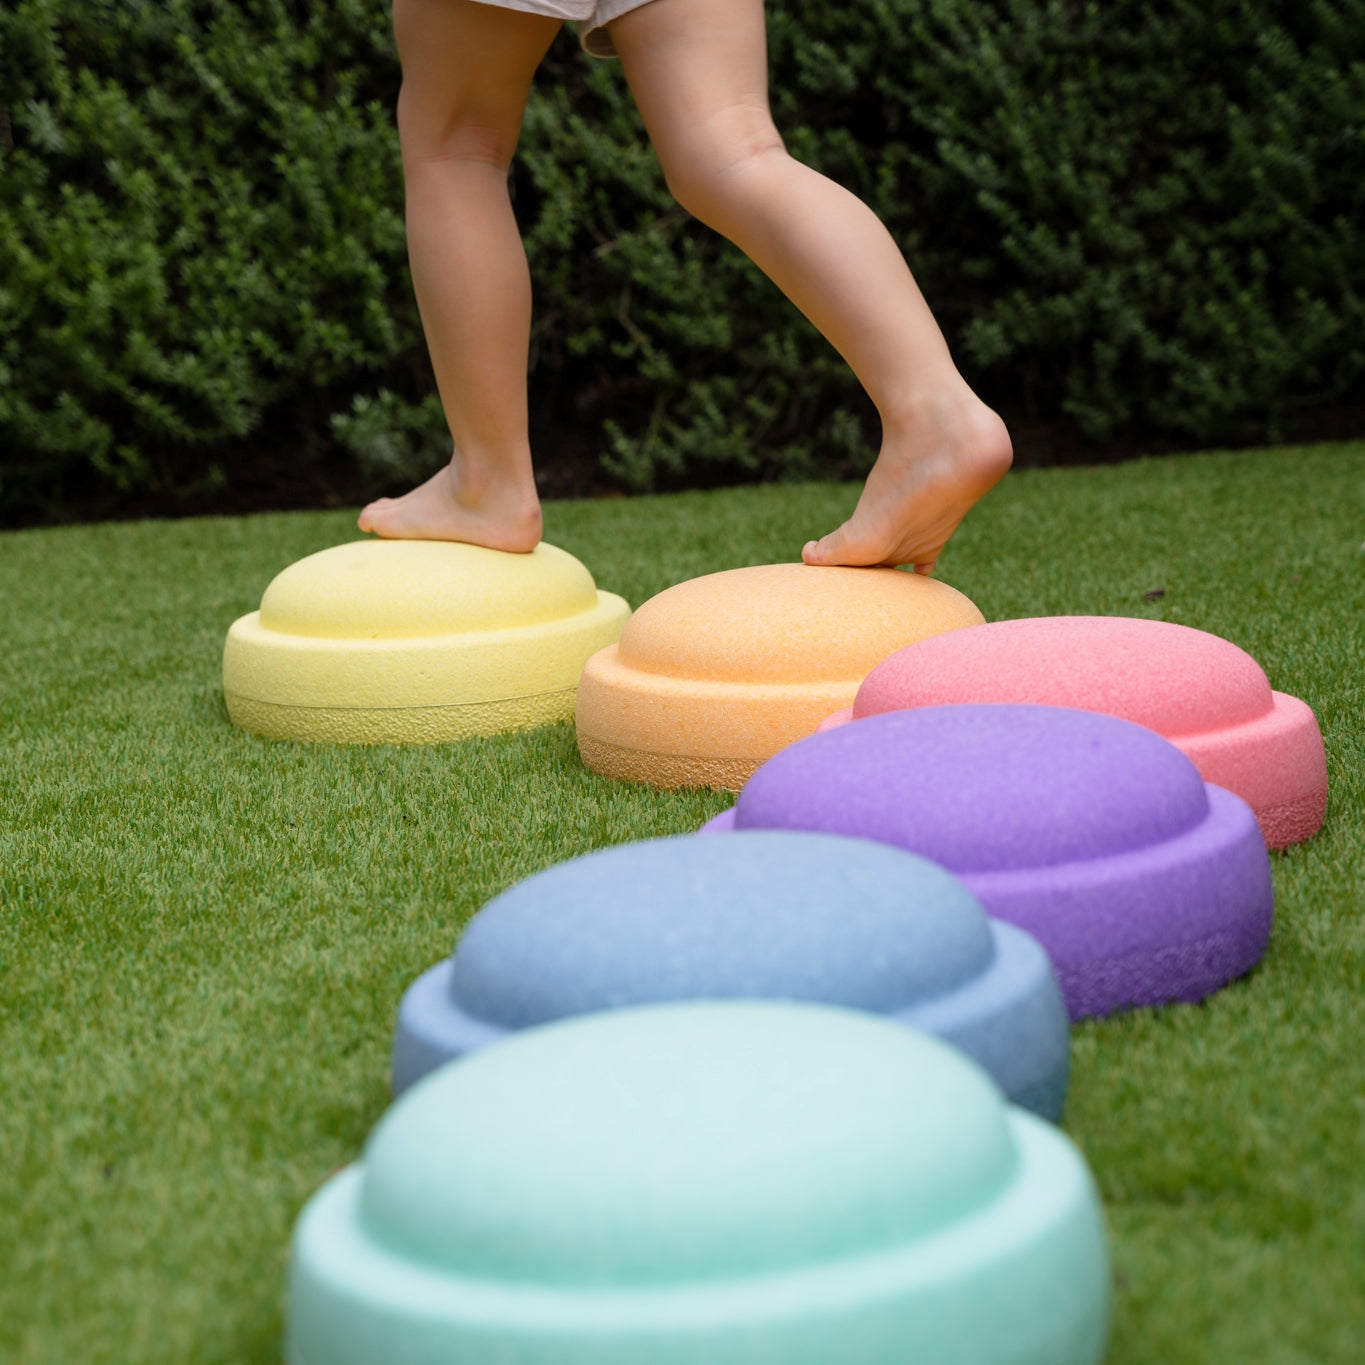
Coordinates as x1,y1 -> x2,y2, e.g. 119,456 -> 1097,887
610,0 -> 1011,571
358,0 -> 558,550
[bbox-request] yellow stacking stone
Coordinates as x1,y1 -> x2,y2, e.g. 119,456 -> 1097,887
576,562 -> 983,789
224,539 -> 630,744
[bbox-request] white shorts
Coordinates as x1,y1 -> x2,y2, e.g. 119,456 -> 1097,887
472,0 -> 660,57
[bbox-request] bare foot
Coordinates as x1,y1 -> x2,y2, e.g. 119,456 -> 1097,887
357,461 -> 543,553
802,393 -> 1013,571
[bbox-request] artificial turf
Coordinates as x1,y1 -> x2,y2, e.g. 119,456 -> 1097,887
1,440 -> 1362,1364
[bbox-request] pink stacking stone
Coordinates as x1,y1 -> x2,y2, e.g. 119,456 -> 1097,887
820,617 -> 1326,849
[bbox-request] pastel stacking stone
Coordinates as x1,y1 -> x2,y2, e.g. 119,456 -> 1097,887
223,540 -> 629,743
819,615 -> 1327,848
576,563 -> 984,788
392,832 -> 1070,1119
702,705 -> 1275,1019
289,1002 -> 1111,1365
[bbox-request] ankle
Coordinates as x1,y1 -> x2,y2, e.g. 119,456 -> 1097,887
881,387 -> 1013,479
877,368 -> 979,430
449,451 -> 539,512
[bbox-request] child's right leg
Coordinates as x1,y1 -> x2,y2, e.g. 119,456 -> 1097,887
358,0 -> 559,549
609,0 -> 1012,572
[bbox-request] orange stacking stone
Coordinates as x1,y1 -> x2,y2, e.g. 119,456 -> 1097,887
576,563 -> 984,789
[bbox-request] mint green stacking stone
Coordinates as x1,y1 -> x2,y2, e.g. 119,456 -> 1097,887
287,1001 -> 1110,1365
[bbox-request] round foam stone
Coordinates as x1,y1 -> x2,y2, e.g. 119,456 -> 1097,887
703,705 -> 1274,1020
289,1002 -> 1111,1365
223,539 -> 630,743
820,615 -> 1327,849
575,563 -> 984,789
392,831 -> 1070,1119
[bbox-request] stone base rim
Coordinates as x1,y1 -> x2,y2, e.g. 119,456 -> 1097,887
1256,783 -> 1329,850
226,689 -> 577,745
577,732 -> 763,791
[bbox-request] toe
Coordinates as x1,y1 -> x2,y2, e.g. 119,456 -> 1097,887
803,521 -> 885,568
805,513 -> 870,564
802,533 -> 849,567
357,501 -> 391,535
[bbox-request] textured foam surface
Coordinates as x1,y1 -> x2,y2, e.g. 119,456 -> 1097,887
392,832 -> 1070,1118
704,706 -> 1274,1019
575,563 -> 983,789
824,615 -> 1327,848
290,1002 -> 1110,1365
222,540 -> 629,744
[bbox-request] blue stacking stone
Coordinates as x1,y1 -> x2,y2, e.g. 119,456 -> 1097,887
392,831 -> 1071,1119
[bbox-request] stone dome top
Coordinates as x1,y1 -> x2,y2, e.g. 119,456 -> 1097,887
259,540 -> 600,640
361,1002 -> 1014,1286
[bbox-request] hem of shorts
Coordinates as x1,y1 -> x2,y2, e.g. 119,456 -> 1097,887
464,0 -> 594,20
457,0 -> 657,59
580,23 -> 617,57
584,0 -> 662,57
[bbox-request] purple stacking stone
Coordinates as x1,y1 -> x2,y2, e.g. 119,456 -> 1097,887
700,705 -> 1274,1019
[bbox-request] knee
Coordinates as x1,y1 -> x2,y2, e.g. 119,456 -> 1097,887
657,110 -> 788,227
397,87 -> 520,171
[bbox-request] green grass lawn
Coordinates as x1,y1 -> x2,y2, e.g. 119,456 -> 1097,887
2,441 -> 1363,1364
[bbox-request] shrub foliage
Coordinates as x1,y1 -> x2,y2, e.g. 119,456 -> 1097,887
2,0 -> 1363,520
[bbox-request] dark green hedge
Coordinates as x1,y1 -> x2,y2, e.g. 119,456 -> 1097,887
2,0 -> 1363,522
